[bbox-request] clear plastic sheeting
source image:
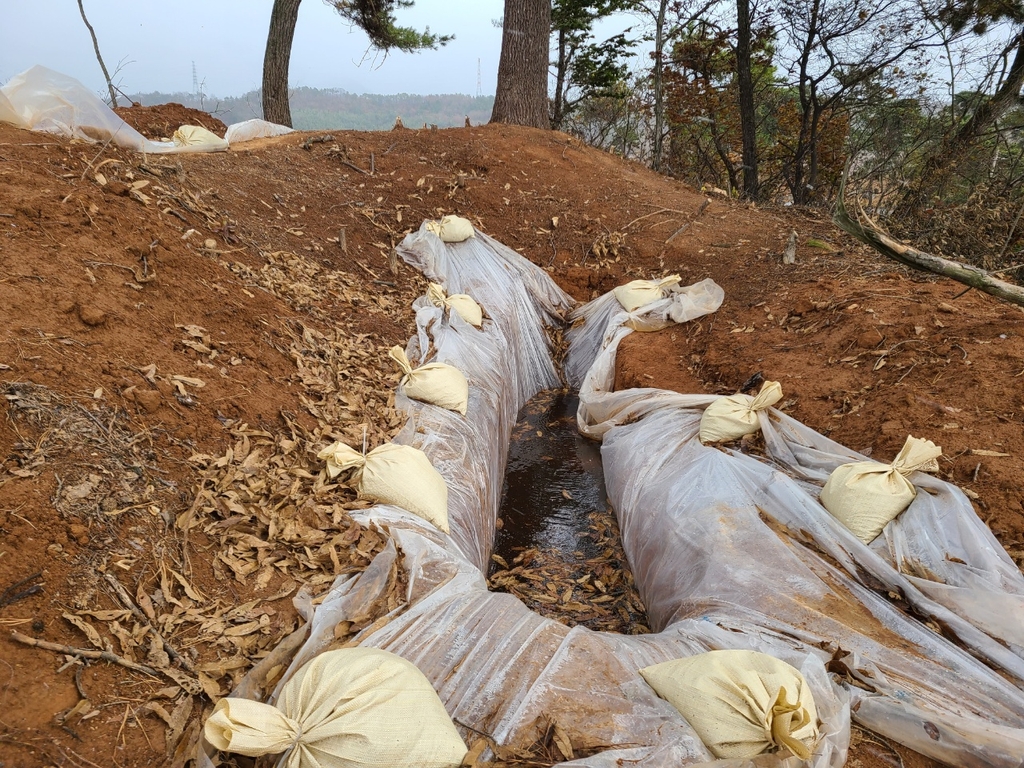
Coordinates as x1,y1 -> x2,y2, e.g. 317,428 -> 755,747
201,227 -> 783,768
568,286 -> 1024,766
0,66 -> 222,153
0,66 -> 290,153
223,118 -> 294,145
204,222 -> 1023,768
565,279 -> 725,434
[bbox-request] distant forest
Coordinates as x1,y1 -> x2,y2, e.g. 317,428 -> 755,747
128,87 -> 495,131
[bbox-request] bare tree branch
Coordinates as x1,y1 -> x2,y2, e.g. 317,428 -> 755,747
76,0 -> 118,108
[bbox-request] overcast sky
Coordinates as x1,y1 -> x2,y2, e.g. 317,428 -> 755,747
1,1 -> 506,98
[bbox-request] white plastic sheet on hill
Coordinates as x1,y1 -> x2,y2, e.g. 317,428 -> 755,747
204,222 -> 1024,768
223,118 -> 294,145
0,66 -> 290,152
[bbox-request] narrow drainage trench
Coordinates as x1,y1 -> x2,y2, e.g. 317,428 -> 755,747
487,389 -> 650,634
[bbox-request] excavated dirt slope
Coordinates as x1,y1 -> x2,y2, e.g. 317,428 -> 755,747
1,111 -> 1022,768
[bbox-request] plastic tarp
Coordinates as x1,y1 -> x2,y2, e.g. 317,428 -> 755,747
567,286 -> 1024,766
0,66 -> 290,152
203,223 -> 1024,768
224,119 -> 294,145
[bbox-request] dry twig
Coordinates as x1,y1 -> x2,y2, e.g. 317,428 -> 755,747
11,631 -> 160,677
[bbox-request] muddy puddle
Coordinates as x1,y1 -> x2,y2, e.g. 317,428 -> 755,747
488,389 -> 650,634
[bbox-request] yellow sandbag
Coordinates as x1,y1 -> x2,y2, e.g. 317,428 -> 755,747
820,435 -> 941,543
641,650 -> 819,760
172,124 -> 228,151
389,346 -> 469,415
318,442 -> 449,532
613,275 -> 682,312
427,283 -> 483,327
205,647 -> 467,768
425,214 -> 475,242
699,381 -> 783,444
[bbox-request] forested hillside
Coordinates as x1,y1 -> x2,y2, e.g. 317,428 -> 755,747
129,86 -> 494,130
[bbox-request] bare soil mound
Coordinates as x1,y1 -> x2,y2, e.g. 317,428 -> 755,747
114,102 -> 228,139
1,110 -> 1021,768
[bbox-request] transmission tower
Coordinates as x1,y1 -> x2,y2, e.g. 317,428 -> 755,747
476,59 -> 482,98
192,62 -> 199,95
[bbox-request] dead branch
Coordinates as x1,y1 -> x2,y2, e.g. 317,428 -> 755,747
301,134 -> 335,151
10,631 -> 160,677
76,0 -> 118,108
834,179 -> 1024,309
665,199 -> 710,244
339,158 -> 370,175
0,572 -> 43,608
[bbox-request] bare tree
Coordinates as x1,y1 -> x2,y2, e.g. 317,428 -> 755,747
735,0 -> 758,198
492,0 -> 552,128
775,0 -> 938,204
76,0 -> 118,108
631,0 -> 720,171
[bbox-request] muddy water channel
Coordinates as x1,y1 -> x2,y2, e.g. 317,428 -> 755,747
487,390 -> 650,634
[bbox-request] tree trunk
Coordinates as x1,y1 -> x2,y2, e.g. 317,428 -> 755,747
949,33 -> 1024,158
651,0 -> 667,171
735,0 -> 759,200
491,0 -> 552,129
76,0 -> 118,108
552,28 -> 568,129
904,31 -> 1024,211
263,0 -> 303,127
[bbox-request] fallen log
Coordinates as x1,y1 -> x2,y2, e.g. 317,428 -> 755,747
834,179 -> 1024,309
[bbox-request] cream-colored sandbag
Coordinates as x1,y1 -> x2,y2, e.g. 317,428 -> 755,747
172,124 -> 228,151
820,435 -> 942,543
205,647 -> 467,768
318,442 -> 449,532
640,650 -> 819,760
389,346 -> 469,415
613,275 -> 682,312
699,380 -> 783,444
425,215 -> 475,243
427,283 -> 483,327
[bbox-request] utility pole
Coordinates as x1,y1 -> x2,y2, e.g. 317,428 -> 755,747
192,61 -> 199,95
476,58 -> 482,98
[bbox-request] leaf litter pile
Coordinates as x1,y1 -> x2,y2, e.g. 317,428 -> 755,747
1,167 -> 424,762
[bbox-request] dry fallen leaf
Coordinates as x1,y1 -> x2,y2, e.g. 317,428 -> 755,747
552,724 -> 574,761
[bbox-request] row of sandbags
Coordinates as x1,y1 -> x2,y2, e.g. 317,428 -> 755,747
201,223 -> 1024,767
0,65 -> 293,152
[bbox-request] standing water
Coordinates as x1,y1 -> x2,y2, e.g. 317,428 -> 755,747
488,389 -> 649,634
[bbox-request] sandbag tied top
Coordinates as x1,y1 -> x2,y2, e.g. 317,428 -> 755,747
318,441 -> 449,532
427,283 -> 484,328
640,650 -> 820,760
820,435 -> 942,544
388,346 -> 469,415
204,647 -> 467,768
613,275 -> 683,313
425,214 -> 475,243
698,380 -> 783,444
172,125 -> 228,151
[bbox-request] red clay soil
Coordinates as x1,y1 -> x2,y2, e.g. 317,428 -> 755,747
1,103 -> 1021,768
114,103 -> 228,139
